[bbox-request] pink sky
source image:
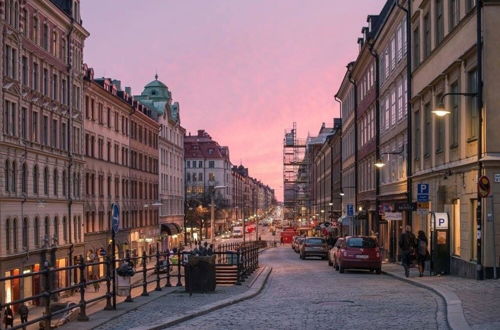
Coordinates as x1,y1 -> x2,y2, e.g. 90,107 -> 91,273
81,0 -> 386,200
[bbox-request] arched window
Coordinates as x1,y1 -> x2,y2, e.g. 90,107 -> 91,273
32,16 -> 38,43
12,218 -> 18,251
43,166 -> 49,195
44,216 -> 50,245
4,160 -> 10,192
33,165 -> 39,194
11,161 -> 16,193
21,8 -> 27,36
62,216 -> 68,243
62,170 -> 67,196
22,217 -> 28,249
21,162 -> 27,193
6,218 -> 11,251
34,217 -> 40,247
53,169 -> 58,196
54,217 -> 59,244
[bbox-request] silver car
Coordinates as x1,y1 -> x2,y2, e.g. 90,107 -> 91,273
299,237 -> 328,260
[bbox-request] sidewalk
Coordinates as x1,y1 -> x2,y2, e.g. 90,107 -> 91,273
383,263 -> 500,330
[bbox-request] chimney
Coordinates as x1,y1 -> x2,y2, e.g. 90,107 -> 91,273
197,130 -> 205,137
112,80 -> 122,91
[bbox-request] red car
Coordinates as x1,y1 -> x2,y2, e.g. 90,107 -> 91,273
332,236 -> 381,274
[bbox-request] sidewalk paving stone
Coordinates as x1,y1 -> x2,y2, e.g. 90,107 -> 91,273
383,263 -> 500,330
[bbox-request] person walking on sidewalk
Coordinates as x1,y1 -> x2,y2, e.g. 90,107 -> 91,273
18,303 -> 29,325
416,231 -> 429,277
3,306 -> 13,328
398,225 -> 417,278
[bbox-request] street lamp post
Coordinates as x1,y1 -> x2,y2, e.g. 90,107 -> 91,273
210,186 -> 227,244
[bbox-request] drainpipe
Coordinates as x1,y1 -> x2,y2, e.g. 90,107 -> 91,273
397,0 -> 413,227
369,43 -> 380,237
347,65 -> 358,236
475,0 -> 484,280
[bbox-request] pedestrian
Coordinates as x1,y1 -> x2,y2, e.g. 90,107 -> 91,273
93,275 -> 101,292
398,225 -> 417,278
207,244 -> 214,256
3,306 -> 13,328
18,303 -> 29,325
416,230 -> 429,277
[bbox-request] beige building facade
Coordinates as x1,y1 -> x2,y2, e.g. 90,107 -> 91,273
410,0 -> 500,278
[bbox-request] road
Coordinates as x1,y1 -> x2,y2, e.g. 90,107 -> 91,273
171,246 -> 449,330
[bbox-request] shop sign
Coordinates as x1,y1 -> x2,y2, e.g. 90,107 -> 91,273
495,174 -> 500,183
384,212 -> 403,221
396,202 -> 416,211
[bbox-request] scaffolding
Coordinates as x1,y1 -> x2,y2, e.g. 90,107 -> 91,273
283,123 -> 311,226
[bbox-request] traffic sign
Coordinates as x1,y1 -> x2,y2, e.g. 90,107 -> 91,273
417,184 -> 430,194
112,203 -> 120,233
347,204 -> 354,216
417,183 -> 430,202
478,176 -> 491,198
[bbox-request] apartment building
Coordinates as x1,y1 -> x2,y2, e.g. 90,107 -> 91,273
0,0 -> 88,305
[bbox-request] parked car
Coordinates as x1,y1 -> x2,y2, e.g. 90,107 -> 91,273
292,236 -> 305,253
39,302 -> 80,328
328,237 -> 344,266
299,237 -> 328,260
333,236 -> 381,274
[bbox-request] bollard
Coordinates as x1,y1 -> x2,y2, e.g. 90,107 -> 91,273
176,250 -> 182,287
77,256 -> 89,321
124,251 -> 134,302
165,251 -> 172,287
104,256 -> 113,310
141,250 -> 149,297
155,247 -> 162,291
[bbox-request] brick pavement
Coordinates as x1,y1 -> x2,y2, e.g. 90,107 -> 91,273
383,263 -> 500,330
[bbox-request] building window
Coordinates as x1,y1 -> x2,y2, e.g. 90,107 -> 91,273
44,166 -> 49,195
436,94 -> 444,152
21,162 -> 27,193
33,165 -> 39,194
466,0 -> 477,12
467,69 -> 478,140
450,82 -> 460,147
53,169 -> 58,196
208,161 -> 215,168
62,170 -> 67,197
22,217 -> 28,250
63,216 -> 68,243
5,218 -> 11,251
471,199 -> 478,260
11,161 -> 16,193
12,218 -> 18,251
424,103 -> 431,157
423,14 -> 431,58
4,160 -> 10,192
413,27 -> 420,69
44,217 -> 50,245
435,0 -> 444,44
34,217 -> 40,247
449,0 -> 460,30
54,217 -> 59,244
21,107 -> 27,140
42,23 -> 49,50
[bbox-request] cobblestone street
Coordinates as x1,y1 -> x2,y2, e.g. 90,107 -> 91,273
168,246 -> 447,330
91,246 -> 447,330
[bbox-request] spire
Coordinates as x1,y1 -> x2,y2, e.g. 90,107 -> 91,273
155,73 -> 158,80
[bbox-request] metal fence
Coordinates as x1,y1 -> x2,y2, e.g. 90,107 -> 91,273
0,241 -> 262,329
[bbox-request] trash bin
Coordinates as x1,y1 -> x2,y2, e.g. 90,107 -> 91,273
185,255 -> 216,293
227,251 -> 238,265
116,275 -> 131,296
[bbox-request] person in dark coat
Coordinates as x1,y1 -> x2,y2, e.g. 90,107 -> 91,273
416,231 -> 429,277
18,303 -> 29,324
398,225 -> 417,278
3,306 -> 13,328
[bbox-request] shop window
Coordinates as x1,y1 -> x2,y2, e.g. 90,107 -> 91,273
452,199 -> 460,256
470,199 -> 477,260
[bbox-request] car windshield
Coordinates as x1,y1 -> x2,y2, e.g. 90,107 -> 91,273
347,237 -> 376,248
306,238 -> 325,245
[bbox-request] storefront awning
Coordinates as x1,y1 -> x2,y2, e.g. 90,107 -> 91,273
160,223 -> 181,235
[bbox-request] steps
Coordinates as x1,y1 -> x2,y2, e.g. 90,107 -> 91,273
216,265 -> 238,285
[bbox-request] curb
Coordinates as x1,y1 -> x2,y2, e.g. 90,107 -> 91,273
133,266 -> 272,330
383,270 -> 471,330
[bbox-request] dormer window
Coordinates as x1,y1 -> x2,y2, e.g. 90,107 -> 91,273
151,90 -> 156,96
